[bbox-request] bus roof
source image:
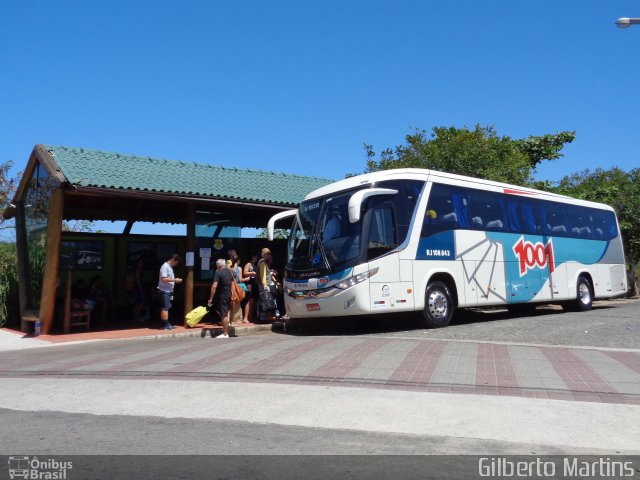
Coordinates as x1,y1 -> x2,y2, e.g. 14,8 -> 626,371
303,168 -> 615,212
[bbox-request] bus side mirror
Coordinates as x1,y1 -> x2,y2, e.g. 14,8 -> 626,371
267,209 -> 298,241
348,188 -> 398,223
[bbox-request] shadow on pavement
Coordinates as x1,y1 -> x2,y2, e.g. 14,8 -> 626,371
279,304 -> 618,337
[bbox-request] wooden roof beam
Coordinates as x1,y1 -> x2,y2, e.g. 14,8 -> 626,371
123,219 -> 135,235
121,199 -> 147,235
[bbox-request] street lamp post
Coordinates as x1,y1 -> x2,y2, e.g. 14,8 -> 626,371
615,17 -> 640,28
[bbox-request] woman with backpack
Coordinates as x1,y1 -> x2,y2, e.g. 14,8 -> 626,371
243,252 -> 259,323
230,254 -> 250,324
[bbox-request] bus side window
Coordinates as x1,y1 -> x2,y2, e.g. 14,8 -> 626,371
422,183 -> 458,236
509,198 -> 543,235
592,210 -> 618,240
468,190 -> 505,231
506,198 -> 521,233
543,201 -> 568,236
367,204 -> 397,260
567,206 -> 594,239
377,179 -> 424,244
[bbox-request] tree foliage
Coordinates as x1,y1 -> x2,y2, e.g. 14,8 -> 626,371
62,220 -> 99,233
553,167 -> 640,295
257,228 -> 289,240
0,160 -> 17,237
0,161 -> 20,326
0,242 -> 19,327
0,161 -> 15,209
515,131 -> 577,168
362,125 -> 575,186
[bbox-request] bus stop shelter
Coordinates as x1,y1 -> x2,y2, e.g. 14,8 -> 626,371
4,144 -> 330,334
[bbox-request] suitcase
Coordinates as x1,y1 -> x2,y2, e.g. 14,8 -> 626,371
185,306 -> 208,327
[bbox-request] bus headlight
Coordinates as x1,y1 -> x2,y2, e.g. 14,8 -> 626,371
335,268 -> 378,290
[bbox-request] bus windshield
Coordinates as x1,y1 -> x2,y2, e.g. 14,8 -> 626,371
288,191 -> 363,273
287,180 -> 424,276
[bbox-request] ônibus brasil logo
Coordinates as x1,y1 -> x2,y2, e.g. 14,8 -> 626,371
512,236 -> 555,277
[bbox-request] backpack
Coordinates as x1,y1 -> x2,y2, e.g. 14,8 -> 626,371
230,274 -> 246,306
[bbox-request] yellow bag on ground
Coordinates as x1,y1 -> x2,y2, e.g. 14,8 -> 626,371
185,306 -> 208,327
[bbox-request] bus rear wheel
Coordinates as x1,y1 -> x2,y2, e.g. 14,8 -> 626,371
564,275 -> 593,312
422,281 -> 454,328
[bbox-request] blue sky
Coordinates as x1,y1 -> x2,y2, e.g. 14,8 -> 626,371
1,1 -> 638,194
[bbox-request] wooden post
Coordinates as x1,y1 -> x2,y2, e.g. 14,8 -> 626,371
38,188 -> 64,334
184,204 -> 196,324
63,269 -> 72,333
15,202 -> 33,332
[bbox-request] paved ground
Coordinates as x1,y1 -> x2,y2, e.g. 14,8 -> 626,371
0,329 -> 51,351
285,299 -> 640,349
2,408 -> 606,455
3,298 -> 636,349
1,328 -> 638,405
0,298 -> 638,456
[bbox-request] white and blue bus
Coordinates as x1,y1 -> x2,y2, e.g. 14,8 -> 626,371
268,169 -> 627,327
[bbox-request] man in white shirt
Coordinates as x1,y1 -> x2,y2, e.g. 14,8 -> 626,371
157,254 -> 182,330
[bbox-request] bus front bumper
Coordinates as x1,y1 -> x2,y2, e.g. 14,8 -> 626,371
284,282 -> 371,318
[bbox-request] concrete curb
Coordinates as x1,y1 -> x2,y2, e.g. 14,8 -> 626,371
127,322 -> 278,341
0,323 -> 282,350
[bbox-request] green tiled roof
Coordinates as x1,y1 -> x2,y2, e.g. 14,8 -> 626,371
45,145 -> 333,206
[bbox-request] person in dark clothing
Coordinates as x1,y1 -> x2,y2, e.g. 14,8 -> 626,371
207,258 -> 233,338
243,252 -> 260,323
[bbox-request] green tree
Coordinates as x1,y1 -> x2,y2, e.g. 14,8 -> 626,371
257,228 -> 289,240
62,220 -> 100,232
0,242 -> 19,327
0,160 -> 20,326
0,160 -> 17,238
554,167 -> 640,296
0,160 -> 14,207
361,125 -> 575,185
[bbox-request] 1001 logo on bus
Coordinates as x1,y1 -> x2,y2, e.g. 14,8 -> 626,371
512,236 -> 555,276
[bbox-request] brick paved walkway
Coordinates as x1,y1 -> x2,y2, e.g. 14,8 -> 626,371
1,335 -> 639,406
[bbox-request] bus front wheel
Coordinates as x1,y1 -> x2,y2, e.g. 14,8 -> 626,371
422,281 -> 454,328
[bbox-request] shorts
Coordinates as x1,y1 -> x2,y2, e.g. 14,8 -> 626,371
214,296 -> 231,319
158,290 -> 172,311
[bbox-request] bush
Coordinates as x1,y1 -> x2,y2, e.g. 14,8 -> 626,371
0,243 -> 20,328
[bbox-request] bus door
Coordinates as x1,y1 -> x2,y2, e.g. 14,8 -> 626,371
365,198 -> 403,311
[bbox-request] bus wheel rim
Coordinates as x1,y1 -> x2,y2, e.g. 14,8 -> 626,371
579,283 -> 591,304
428,291 -> 448,318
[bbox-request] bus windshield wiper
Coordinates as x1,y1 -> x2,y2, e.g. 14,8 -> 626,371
313,232 -> 332,271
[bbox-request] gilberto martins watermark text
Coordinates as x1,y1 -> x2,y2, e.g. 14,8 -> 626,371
479,457 -> 636,478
